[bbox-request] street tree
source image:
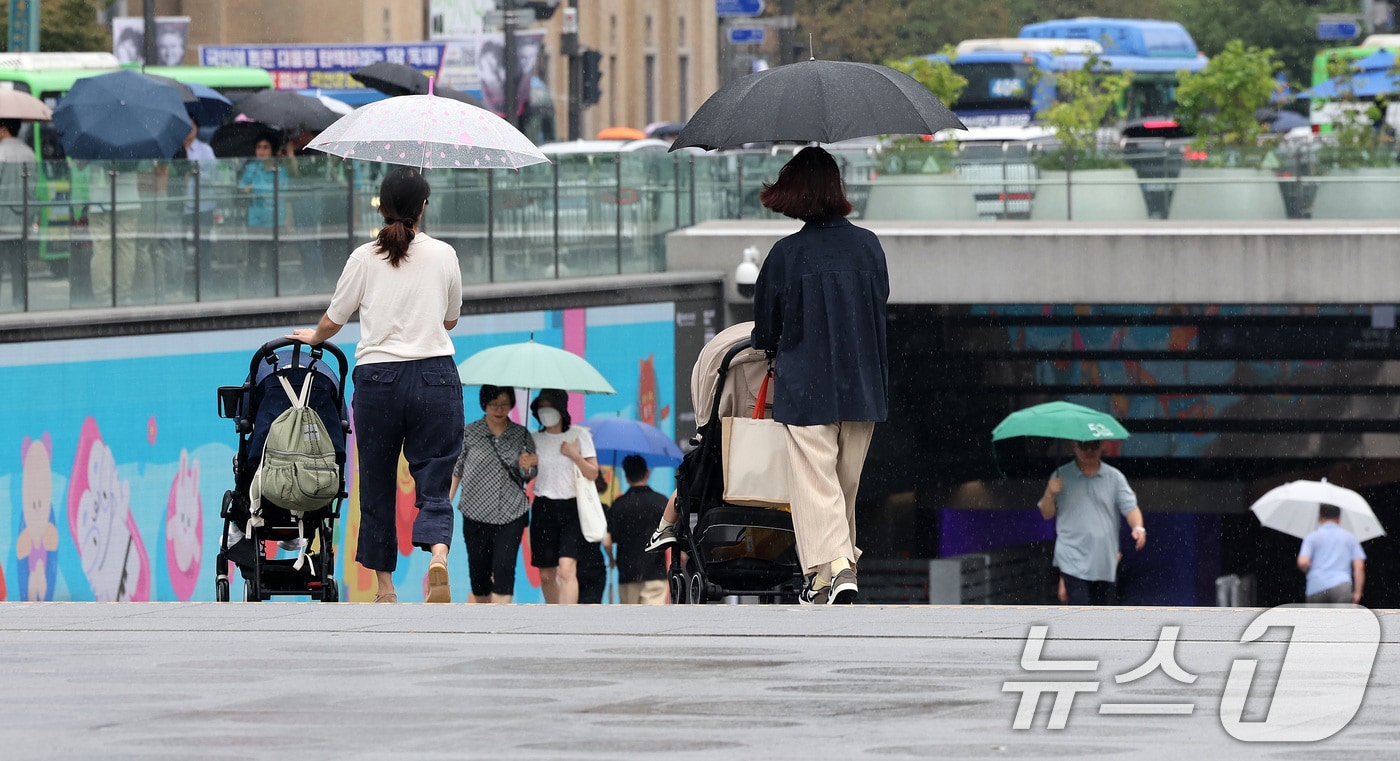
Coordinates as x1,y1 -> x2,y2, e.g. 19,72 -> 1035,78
0,0 -> 112,53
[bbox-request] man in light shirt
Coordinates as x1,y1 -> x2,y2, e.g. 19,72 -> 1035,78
1039,439 -> 1146,605
1298,504 -> 1366,605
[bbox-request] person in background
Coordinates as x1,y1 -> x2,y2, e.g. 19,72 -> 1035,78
1039,439 -> 1146,606
0,119 -> 34,310
750,146 -> 890,606
238,135 -> 287,295
86,158 -> 148,305
1298,504 -> 1366,605
608,455 -> 669,604
527,388 -> 599,605
288,166 -> 463,604
449,385 -> 537,604
283,128 -> 340,293
181,121 -> 217,296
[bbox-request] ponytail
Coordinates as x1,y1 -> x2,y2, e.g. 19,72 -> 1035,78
374,167 -> 431,267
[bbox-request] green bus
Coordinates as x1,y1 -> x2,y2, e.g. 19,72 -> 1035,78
0,54 -> 271,273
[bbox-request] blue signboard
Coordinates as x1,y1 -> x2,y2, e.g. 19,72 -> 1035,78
727,27 -> 766,45
7,0 -> 39,53
1317,19 -> 1362,41
200,43 -> 445,90
717,0 -> 764,18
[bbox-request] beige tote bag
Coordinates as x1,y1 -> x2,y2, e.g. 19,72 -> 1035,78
721,370 -> 791,508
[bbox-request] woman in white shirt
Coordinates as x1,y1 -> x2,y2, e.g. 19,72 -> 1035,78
527,388 -> 599,604
289,166 -> 464,604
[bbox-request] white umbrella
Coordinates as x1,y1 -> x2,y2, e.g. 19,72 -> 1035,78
313,93 -> 354,115
307,93 -> 549,170
1249,479 -> 1386,541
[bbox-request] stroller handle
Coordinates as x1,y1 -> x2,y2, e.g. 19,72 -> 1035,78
250,338 -> 352,422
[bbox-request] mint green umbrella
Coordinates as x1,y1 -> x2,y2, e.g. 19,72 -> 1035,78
456,339 -> 616,394
991,401 -> 1130,442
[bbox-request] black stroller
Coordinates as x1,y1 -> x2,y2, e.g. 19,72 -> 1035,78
669,322 -> 803,604
215,338 -> 350,602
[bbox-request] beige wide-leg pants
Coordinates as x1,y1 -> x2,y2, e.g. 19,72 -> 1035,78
783,421 -> 875,577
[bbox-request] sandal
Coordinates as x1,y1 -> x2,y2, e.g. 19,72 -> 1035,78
373,592 -> 398,603
425,559 -> 451,603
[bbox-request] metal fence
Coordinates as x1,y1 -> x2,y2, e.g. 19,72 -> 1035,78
3,145 -> 1399,314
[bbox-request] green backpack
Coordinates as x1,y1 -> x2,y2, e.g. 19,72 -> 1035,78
248,373 -> 340,571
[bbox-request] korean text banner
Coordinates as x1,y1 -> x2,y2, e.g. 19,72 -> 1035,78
199,43 -> 446,91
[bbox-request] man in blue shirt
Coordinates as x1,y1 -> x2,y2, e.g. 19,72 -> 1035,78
1298,505 -> 1366,605
1038,439 -> 1146,605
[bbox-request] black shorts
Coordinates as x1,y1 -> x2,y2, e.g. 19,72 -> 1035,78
462,513 -> 528,597
529,496 -> 586,568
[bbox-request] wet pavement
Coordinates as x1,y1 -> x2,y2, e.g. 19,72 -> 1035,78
2,603 -> 1397,759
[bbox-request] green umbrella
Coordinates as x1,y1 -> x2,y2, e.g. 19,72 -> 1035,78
456,339 -> 616,394
991,401 -> 1130,442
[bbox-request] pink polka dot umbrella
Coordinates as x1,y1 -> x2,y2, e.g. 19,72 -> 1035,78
306,94 -> 549,171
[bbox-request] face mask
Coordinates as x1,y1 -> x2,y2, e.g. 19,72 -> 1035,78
537,408 -> 562,428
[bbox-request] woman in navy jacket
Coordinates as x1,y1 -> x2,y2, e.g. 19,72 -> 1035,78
751,146 -> 889,606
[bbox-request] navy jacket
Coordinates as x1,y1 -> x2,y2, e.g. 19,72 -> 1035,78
751,217 -> 889,426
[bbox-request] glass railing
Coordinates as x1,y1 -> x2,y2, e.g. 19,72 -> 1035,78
3,146 -> 1399,314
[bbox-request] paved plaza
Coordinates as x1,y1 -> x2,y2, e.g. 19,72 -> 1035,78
1,602 -> 1397,759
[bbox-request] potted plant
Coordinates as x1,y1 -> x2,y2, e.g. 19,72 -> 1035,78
1029,54 -> 1147,220
859,51 -> 977,221
1170,40 -> 1289,220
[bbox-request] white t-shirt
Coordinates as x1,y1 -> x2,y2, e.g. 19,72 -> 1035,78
531,427 -> 596,500
327,232 -> 462,365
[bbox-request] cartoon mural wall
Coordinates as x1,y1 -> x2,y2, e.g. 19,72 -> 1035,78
1,302 -> 678,603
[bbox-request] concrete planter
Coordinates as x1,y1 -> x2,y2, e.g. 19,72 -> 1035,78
861,175 -> 978,221
1168,168 -> 1286,220
1309,167 -> 1400,219
1030,169 -> 1148,221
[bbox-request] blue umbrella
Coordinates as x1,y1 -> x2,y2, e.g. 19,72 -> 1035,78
1300,70 -> 1400,99
1353,50 -> 1396,72
52,69 -> 191,160
580,417 -> 683,469
184,82 -> 232,128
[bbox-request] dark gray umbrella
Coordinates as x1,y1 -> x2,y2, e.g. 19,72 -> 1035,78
233,90 -> 341,133
671,59 -> 966,152
351,62 -> 484,107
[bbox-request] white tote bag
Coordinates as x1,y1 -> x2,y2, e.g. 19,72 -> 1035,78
721,370 -> 791,508
575,466 -> 607,542
571,429 -> 608,542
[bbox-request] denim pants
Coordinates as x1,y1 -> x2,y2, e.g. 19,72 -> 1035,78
352,356 -> 464,572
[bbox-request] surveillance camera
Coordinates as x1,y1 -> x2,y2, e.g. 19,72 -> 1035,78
735,246 -> 760,298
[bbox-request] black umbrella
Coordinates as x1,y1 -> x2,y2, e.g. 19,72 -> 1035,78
210,121 -> 280,158
233,90 -> 341,133
351,62 -> 484,107
671,59 -> 966,152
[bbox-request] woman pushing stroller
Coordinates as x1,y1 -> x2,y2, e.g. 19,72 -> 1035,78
289,166 -> 465,603
715,147 -> 891,605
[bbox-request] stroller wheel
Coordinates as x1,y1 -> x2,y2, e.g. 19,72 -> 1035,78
322,578 -> 339,603
244,581 -> 261,602
688,572 -> 707,605
215,578 -> 230,602
669,571 -> 687,604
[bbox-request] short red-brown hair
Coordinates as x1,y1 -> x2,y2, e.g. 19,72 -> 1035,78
758,146 -> 853,221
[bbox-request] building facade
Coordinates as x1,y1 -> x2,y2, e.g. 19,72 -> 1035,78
151,0 -> 719,141
151,0 -> 428,52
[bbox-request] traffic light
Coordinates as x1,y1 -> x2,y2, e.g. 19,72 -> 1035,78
581,49 -> 604,107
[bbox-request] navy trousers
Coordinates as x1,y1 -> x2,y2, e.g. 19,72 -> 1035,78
1062,573 -> 1117,606
351,355 -> 464,573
